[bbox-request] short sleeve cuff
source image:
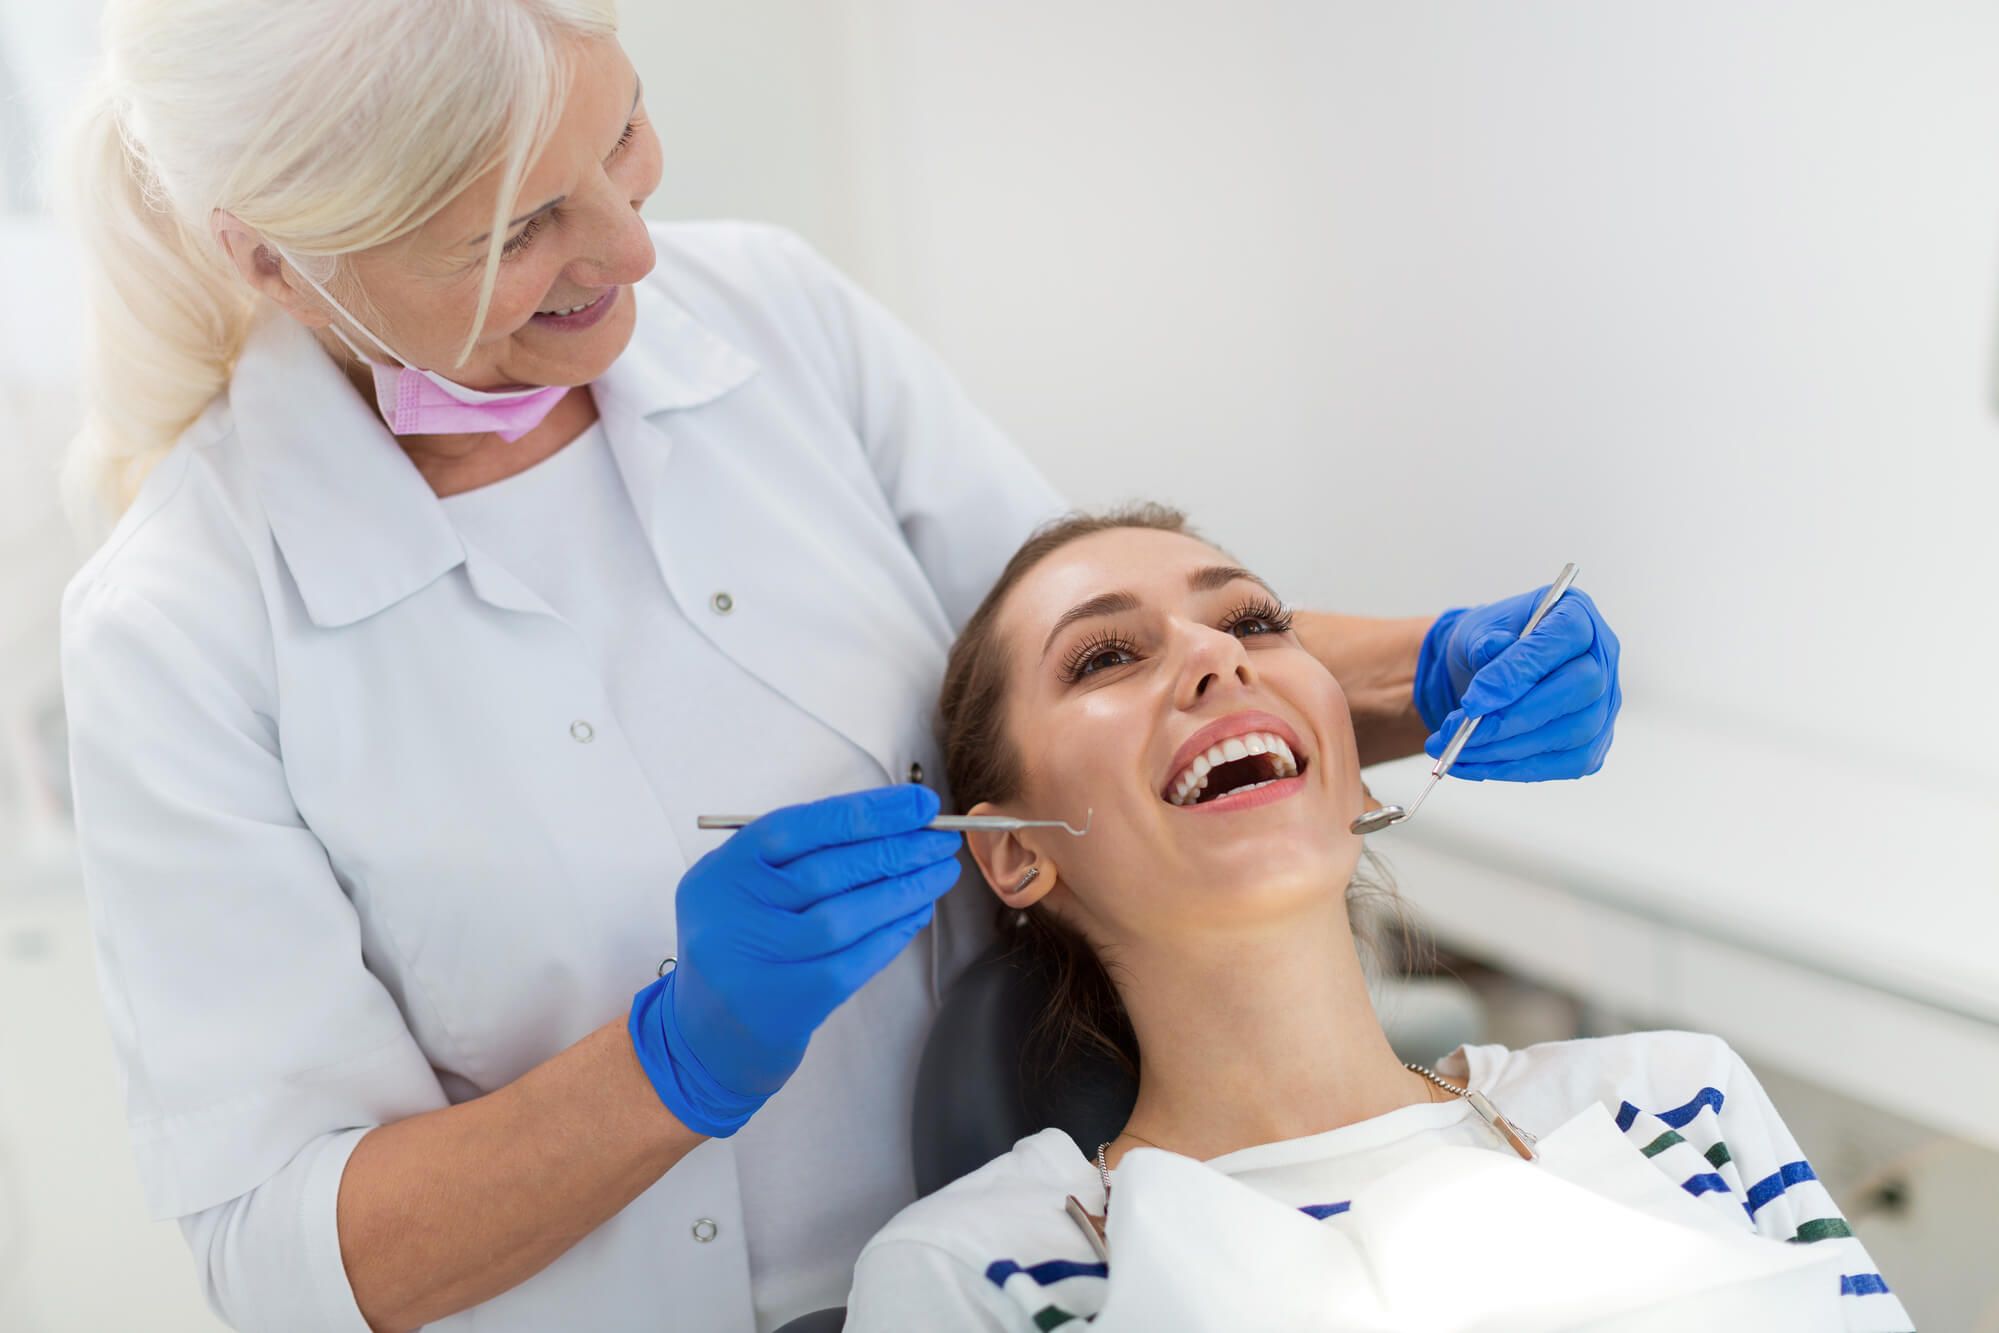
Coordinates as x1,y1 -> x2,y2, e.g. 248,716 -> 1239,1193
132,1031 -> 445,1220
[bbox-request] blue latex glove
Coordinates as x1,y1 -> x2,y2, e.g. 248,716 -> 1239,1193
1412,584 -> 1621,782
630,784 -> 961,1137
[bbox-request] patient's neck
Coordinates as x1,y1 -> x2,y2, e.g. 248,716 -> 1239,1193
1105,896 -> 1427,1168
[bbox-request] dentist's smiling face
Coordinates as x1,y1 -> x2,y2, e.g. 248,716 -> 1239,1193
297,35 -> 661,393
975,527 -> 1369,943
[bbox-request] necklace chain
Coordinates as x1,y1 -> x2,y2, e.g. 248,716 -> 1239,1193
1094,1063 -> 1465,1201
1403,1060 -> 1468,1100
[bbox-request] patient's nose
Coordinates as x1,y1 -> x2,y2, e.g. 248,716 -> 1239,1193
1180,621 -> 1257,704
1190,661 -> 1254,698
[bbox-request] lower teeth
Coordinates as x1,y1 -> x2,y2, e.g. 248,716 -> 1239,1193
1185,778 -> 1279,805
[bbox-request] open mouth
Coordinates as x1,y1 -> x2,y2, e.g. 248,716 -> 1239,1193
1163,729 -> 1309,807
536,288 -> 609,316
529,287 -> 616,330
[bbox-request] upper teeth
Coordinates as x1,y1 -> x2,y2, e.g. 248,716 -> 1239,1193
1167,732 -> 1299,806
541,300 -> 592,316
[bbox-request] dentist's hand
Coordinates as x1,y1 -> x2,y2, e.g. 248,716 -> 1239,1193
629,785 -> 961,1137
1412,585 -> 1621,782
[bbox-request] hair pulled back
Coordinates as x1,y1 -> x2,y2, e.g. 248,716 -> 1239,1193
56,0 -> 619,524
938,504 -> 1404,1079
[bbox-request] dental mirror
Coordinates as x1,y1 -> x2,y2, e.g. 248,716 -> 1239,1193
1350,803 -> 1408,835
1349,563 -> 1579,836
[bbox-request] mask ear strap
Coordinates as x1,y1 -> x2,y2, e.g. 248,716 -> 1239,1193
271,242 -> 410,370
320,319 -> 383,368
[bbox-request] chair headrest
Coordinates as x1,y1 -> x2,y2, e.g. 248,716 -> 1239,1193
912,943 -> 1138,1197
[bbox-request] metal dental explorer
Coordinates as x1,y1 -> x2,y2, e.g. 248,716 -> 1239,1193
1350,563 -> 1580,836
697,810 -> 1093,835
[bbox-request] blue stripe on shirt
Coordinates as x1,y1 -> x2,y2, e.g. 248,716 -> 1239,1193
1616,1086 -> 1724,1132
1746,1160 -> 1818,1218
1300,1201 -> 1351,1219
1840,1273 -> 1892,1297
1679,1172 -> 1731,1198
1657,1086 -> 1725,1128
985,1259 -> 1109,1289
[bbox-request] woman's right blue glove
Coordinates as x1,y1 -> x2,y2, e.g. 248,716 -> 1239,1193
629,784 -> 962,1137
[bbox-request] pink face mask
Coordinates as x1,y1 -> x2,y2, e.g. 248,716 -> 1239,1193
359,357 -> 569,442
282,248 -> 568,441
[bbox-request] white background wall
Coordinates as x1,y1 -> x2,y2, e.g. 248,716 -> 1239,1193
832,0 -> 1999,783
632,0 -> 1999,1004
4,2 -> 1996,1328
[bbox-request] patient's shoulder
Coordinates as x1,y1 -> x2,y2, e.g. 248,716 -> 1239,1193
865,1126 -> 1098,1254
1457,1029 -> 1748,1137
851,1127 -> 1109,1330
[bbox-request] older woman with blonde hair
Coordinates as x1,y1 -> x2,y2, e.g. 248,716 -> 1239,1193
55,2 -> 1623,1329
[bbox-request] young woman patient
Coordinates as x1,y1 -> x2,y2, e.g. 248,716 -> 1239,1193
844,507 -> 1909,1333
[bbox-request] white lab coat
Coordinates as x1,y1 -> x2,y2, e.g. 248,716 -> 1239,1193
59,221 -> 1064,1332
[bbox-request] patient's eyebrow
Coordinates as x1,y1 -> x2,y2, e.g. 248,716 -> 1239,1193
1040,590 -> 1141,661
1188,564 -> 1278,598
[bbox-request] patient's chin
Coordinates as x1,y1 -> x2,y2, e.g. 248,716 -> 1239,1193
1170,840 -> 1357,929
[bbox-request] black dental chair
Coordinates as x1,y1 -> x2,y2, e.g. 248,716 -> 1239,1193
773,943 -> 1136,1333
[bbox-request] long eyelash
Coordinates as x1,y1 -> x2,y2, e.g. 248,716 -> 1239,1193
498,121 -> 636,261
501,214 -> 545,258
1061,630 -> 1139,683
1221,597 -> 1294,635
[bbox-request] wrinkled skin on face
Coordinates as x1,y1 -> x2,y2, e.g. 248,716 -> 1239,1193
966,528 -> 1372,953
218,34 -> 662,425
323,35 -> 662,392
213,34 -> 664,491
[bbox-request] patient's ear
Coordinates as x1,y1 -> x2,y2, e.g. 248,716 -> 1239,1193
964,803 -> 1059,908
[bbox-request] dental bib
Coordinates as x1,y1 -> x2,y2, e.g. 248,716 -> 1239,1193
1090,1102 -> 1843,1333
279,247 -> 569,440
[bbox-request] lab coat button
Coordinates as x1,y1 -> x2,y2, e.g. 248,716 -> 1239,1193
691,1217 -> 719,1243
569,720 -> 595,743
906,762 -> 924,783
710,591 -> 734,615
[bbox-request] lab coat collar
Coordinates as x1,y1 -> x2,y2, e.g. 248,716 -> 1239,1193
231,284 -> 759,628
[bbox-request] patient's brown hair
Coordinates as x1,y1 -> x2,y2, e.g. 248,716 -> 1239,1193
938,504 -> 1402,1080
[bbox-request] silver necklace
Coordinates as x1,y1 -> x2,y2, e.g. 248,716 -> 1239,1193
1094,1061 -> 1533,1203
1402,1060 -> 1467,1100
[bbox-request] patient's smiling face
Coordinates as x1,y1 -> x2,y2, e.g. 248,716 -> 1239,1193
971,527 -> 1369,943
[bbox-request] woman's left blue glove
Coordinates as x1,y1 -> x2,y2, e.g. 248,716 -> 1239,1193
1411,584 -> 1621,781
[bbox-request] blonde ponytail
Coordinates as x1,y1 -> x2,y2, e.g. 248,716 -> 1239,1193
59,76 -> 255,524
55,0 -> 620,527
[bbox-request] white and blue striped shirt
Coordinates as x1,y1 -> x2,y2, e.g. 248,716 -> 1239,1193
848,1031 -> 1912,1331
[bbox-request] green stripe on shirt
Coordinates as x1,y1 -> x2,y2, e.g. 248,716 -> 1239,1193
1790,1217 -> 1854,1244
